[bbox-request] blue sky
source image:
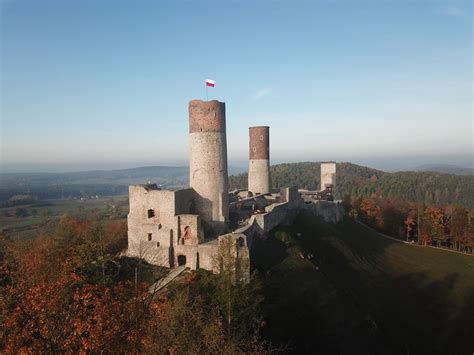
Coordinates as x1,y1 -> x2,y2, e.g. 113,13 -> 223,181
1,0 -> 472,172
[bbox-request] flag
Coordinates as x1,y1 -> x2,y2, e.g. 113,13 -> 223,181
206,79 -> 215,87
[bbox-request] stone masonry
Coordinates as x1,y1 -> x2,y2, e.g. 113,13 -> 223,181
320,162 -> 336,191
126,99 -> 343,277
248,126 -> 271,195
189,100 -> 229,237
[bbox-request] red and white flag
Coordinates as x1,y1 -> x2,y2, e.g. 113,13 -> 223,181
206,79 -> 215,87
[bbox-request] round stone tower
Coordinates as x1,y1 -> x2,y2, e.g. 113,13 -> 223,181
189,100 -> 229,236
248,126 -> 271,195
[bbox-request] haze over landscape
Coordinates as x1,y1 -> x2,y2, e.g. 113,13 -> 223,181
1,0 -> 472,173
1,1 -> 473,354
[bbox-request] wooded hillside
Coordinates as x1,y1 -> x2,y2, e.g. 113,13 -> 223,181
229,162 -> 474,208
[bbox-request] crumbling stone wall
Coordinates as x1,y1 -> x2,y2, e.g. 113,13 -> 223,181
127,185 -> 205,266
128,185 -> 178,255
235,190 -> 344,242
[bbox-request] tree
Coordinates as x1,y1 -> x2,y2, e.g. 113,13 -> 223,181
357,198 -> 382,228
380,202 -> 406,238
448,206 -> 468,250
420,207 -> 445,246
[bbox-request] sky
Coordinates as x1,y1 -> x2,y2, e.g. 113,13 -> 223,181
1,0 -> 472,173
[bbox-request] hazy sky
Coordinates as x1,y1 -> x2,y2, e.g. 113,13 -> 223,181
1,0 -> 472,172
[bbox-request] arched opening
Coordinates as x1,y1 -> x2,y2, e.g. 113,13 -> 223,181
177,255 -> 187,266
237,237 -> 245,248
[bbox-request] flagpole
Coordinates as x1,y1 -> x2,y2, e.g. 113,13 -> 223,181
206,84 -> 208,101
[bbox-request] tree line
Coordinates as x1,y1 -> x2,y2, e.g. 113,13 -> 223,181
346,196 -> 474,253
229,162 -> 474,208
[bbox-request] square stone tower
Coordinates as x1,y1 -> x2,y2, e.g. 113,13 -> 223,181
320,162 -> 336,191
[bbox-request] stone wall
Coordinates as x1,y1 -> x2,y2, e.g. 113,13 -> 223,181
128,185 -> 178,254
235,192 -> 344,243
303,200 -> 345,224
177,214 -> 202,245
128,185 -> 208,268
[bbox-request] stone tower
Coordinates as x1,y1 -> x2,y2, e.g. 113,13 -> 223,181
248,126 -> 271,195
320,162 -> 336,191
189,100 -> 229,236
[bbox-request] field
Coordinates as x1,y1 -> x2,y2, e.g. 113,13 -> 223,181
254,212 -> 474,354
0,196 -> 128,239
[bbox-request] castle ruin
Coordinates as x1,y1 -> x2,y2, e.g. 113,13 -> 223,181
126,99 -> 343,275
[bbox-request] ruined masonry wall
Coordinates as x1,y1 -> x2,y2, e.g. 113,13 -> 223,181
127,186 -> 204,261
235,198 -> 344,242
128,186 -> 178,253
303,200 -> 345,224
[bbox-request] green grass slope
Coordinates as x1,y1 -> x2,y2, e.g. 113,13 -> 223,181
253,212 -> 474,354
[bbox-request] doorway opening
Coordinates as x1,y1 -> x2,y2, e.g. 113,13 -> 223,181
177,255 -> 187,266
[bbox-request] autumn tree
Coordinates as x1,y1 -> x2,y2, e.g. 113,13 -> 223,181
447,206 -> 468,250
356,197 -> 382,228
419,207 -> 445,246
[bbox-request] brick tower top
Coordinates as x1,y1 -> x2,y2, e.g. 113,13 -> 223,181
249,126 -> 270,160
189,100 -> 226,133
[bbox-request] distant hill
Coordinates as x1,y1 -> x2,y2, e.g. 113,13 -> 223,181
229,162 -> 474,208
413,164 -> 474,176
0,165 -> 245,203
2,163 -> 473,208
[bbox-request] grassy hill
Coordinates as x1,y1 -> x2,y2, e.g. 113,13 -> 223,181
229,162 -> 474,208
253,212 -> 474,354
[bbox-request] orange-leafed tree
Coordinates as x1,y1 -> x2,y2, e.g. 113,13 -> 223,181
357,197 -> 382,228
419,207 -> 445,246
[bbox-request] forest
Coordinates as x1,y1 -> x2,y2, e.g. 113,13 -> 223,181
0,217 -> 267,353
348,196 -> 474,252
229,162 -> 474,208
2,210 -> 472,354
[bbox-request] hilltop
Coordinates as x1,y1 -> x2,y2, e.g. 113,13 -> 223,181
229,162 -> 474,208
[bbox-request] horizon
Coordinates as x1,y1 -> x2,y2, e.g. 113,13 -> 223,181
1,0 -> 472,173
1,154 -> 473,175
